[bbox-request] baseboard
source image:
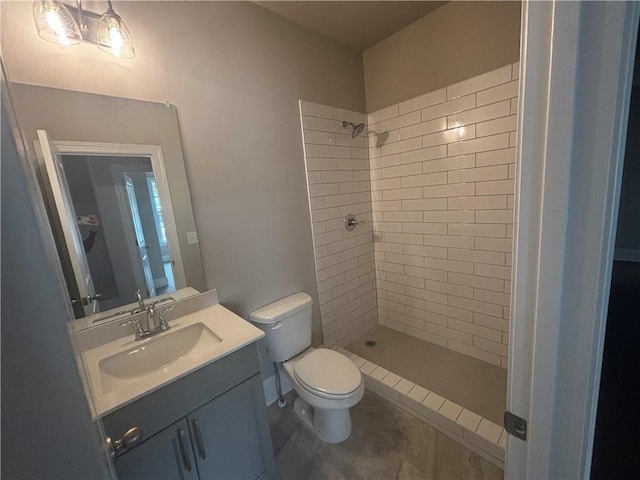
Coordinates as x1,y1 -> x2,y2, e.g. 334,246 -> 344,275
262,371 -> 293,406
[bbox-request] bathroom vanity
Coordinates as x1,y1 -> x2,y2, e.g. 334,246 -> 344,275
75,290 -> 274,480
105,344 -> 272,480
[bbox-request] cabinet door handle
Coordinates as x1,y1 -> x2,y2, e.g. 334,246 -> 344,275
105,426 -> 143,461
177,428 -> 192,472
192,419 -> 207,460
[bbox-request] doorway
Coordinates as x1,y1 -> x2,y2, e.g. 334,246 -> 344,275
590,24 -> 640,477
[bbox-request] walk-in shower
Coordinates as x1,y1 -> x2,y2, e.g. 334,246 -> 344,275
299,59 -> 519,466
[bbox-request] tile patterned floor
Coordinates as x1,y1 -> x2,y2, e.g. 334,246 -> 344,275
268,390 -> 504,480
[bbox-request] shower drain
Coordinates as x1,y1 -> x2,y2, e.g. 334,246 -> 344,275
364,340 -> 377,347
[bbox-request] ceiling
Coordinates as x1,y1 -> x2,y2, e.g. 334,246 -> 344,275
255,1 -> 447,52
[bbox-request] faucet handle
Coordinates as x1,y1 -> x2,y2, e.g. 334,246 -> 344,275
121,318 -> 145,338
157,305 -> 175,315
150,297 -> 174,308
157,305 -> 174,331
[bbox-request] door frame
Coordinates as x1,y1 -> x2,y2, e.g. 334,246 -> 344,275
53,141 -> 187,290
506,1 -> 639,478
35,129 -> 99,316
120,172 -> 157,298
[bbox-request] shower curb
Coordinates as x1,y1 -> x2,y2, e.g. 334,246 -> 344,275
335,346 -> 506,469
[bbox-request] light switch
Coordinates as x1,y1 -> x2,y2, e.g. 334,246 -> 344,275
186,231 -> 199,245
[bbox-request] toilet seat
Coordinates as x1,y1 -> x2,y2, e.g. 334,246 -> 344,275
293,348 -> 361,399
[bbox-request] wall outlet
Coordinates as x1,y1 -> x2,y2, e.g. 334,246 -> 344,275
186,231 -> 199,245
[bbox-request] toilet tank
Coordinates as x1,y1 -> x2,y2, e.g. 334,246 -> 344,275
249,292 -> 313,362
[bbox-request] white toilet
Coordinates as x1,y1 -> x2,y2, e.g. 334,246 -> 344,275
249,292 -> 364,443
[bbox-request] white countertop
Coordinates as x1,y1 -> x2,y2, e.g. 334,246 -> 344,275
81,302 -> 264,417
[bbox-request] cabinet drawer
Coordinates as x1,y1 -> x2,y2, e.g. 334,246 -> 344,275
102,343 -> 260,445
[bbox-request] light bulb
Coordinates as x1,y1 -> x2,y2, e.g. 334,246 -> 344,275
45,9 -> 69,45
96,2 -> 135,58
108,25 -> 124,57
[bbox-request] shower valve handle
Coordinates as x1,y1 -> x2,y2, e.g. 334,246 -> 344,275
345,214 -> 364,231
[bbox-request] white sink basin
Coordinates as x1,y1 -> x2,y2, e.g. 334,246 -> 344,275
98,322 -> 222,393
80,300 -> 265,417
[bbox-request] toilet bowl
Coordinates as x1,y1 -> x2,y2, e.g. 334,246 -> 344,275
249,292 -> 363,443
283,347 -> 364,443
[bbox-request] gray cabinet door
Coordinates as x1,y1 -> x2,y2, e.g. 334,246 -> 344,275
115,418 -> 199,480
188,376 -> 273,480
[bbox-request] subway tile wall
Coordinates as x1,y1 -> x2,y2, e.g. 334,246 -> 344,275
368,63 -> 519,368
300,62 -> 519,366
299,101 -> 378,347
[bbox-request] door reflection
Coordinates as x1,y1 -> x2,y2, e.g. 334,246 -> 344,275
62,154 -> 176,312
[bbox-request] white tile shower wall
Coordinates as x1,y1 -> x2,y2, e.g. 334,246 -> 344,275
299,101 -> 378,347
368,63 -> 519,368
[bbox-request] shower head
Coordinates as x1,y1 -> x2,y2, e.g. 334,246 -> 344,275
342,121 -> 366,138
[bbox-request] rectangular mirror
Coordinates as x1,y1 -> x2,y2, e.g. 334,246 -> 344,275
9,83 -> 206,324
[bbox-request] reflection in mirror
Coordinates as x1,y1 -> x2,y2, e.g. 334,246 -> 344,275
39,133 -> 186,319
62,154 -> 175,312
9,83 -> 206,323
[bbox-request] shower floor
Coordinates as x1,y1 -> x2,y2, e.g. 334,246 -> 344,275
347,325 -> 507,425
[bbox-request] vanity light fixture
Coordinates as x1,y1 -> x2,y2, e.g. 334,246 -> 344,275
96,0 -> 135,58
33,0 -> 82,46
32,0 -> 135,59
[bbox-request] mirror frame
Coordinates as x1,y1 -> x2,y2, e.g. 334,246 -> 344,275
53,140 -> 187,291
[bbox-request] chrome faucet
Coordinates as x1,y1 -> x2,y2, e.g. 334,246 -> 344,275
135,290 -> 150,331
119,291 -> 175,340
102,295 -> 175,322
133,303 -> 173,340
135,290 -> 145,311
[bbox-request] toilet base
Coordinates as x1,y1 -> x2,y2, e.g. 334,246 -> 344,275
293,397 -> 352,443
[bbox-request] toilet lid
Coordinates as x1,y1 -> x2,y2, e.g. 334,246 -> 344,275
293,348 -> 361,396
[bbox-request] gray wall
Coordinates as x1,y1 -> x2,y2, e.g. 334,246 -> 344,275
363,1 -> 522,112
1,90 -> 111,479
1,1 -> 366,348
